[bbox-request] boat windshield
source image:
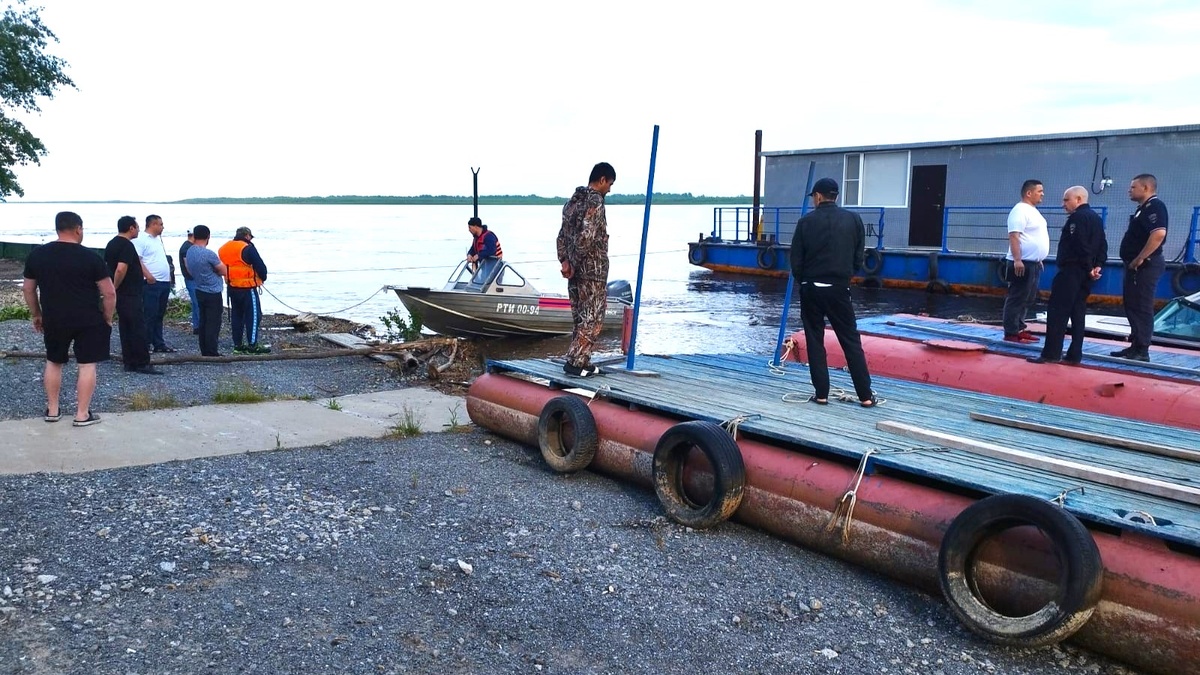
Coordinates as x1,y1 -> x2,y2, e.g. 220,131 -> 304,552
1153,292 -> 1200,344
444,258 -> 503,290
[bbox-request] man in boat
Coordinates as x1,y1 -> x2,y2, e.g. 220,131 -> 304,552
1001,180 -> 1050,344
218,226 -> 271,354
789,177 -> 877,407
556,161 -> 615,377
465,216 -> 503,277
1113,174 -> 1168,362
1028,186 -> 1107,365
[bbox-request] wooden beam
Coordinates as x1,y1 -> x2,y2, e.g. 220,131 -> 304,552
877,420 -> 1200,506
969,412 -> 1200,463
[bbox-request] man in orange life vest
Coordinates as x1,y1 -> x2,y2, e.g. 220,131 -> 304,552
218,227 -> 270,354
465,217 -> 502,277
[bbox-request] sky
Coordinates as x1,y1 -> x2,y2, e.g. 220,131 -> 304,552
7,0 -> 1200,202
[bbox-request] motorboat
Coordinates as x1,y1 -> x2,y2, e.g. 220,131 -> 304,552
388,259 -> 632,338
1033,289 -> 1200,350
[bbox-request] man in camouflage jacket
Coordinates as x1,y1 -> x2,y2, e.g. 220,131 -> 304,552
556,162 -> 616,377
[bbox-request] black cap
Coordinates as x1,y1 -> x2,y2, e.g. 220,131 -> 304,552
467,217 -> 483,227
811,177 -> 839,197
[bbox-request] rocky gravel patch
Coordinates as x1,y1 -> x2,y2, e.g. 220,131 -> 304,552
0,431 -> 1142,674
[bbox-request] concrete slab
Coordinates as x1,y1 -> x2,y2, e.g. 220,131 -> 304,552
0,388 -> 467,475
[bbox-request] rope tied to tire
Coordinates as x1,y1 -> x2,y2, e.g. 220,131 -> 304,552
826,446 -> 947,544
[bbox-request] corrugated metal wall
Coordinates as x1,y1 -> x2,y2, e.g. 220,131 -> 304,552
765,129 -> 1200,260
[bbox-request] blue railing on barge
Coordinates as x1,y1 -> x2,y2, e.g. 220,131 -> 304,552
711,206 -> 886,248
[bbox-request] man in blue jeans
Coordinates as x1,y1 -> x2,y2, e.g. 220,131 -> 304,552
133,214 -> 176,352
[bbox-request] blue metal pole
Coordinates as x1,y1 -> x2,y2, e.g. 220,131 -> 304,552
625,125 -> 659,371
771,161 -> 816,367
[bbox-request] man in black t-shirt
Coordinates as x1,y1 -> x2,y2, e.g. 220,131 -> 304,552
22,211 -> 117,427
105,216 -> 159,374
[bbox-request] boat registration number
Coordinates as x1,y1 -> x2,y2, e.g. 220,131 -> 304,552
497,302 -> 539,315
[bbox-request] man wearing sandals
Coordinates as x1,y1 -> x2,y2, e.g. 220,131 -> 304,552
22,211 -> 116,427
789,178 -> 876,407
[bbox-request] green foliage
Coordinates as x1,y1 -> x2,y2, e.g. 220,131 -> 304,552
0,303 -> 31,321
165,294 -> 191,320
0,3 -> 75,199
325,398 -> 342,411
128,391 -> 180,411
212,376 -> 269,404
379,307 -> 422,342
386,405 -> 423,438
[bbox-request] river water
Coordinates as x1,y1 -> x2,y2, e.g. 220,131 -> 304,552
0,202 -> 1076,359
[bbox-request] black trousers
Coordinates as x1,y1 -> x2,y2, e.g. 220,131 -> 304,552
227,286 -> 262,347
1122,255 -> 1165,351
196,290 -> 224,357
115,291 -> 150,369
1040,266 -> 1092,361
799,283 -> 873,401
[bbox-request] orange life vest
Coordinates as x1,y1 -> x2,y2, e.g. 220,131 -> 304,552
218,239 -> 260,288
472,229 -> 503,259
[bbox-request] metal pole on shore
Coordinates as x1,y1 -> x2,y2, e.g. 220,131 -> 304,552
625,124 -> 659,371
772,161 -> 816,367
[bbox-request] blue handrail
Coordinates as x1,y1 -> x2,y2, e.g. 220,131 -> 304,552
713,206 -> 886,248
939,205 -> 1109,254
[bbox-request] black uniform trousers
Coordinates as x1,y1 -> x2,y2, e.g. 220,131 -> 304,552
115,292 -> 151,370
1040,266 -> 1091,362
799,282 -> 872,401
1122,255 -> 1165,351
196,290 -> 224,357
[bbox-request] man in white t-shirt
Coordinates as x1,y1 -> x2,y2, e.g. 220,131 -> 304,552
1001,180 -> 1050,343
133,214 -> 176,352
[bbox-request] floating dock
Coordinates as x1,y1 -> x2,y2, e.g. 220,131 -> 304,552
468,354 -> 1200,675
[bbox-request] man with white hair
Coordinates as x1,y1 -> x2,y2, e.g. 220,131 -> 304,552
1028,186 -> 1107,365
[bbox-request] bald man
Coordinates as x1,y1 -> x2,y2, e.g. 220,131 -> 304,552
1028,186 -> 1108,364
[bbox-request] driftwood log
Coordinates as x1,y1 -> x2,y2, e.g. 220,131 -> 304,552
1,337 -> 461,372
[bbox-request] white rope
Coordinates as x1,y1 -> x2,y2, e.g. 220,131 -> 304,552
259,284 -> 389,316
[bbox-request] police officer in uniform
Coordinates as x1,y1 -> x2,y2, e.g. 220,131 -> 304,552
1114,174 -> 1167,362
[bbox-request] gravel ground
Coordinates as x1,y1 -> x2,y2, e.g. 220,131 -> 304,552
1,430 -> 1142,675
0,316 -> 413,422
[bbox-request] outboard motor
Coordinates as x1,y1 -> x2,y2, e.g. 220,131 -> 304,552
606,279 -> 633,305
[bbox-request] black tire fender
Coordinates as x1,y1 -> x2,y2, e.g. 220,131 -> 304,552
938,493 -> 1104,647
928,251 -> 940,281
756,246 -> 777,270
997,259 -> 1010,285
652,421 -> 745,528
1171,262 -> 1200,296
537,396 -> 599,473
860,275 -> 882,289
926,279 -> 951,294
863,247 -> 883,275
688,243 -> 706,265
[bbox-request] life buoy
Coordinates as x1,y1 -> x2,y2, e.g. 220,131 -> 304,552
652,421 -> 745,528
688,243 -> 706,265
938,493 -> 1103,647
926,279 -> 951,294
1171,263 -> 1200,296
756,246 -> 777,270
537,396 -> 599,473
863,248 -> 883,275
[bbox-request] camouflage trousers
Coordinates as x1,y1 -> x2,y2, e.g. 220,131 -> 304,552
566,277 -> 607,368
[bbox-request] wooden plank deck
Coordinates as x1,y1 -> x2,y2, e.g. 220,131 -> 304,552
487,353 -> 1200,549
857,314 -> 1200,380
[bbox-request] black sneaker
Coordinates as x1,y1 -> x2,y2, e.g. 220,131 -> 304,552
1109,347 -> 1133,357
563,363 -> 596,377
1128,351 -> 1150,362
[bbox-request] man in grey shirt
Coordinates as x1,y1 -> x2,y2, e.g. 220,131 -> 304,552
185,225 -> 227,356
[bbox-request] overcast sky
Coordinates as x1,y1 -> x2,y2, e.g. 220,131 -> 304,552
8,0 -> 1200,202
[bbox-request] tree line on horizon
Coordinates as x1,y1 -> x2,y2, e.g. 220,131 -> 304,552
169,193 -> 752,206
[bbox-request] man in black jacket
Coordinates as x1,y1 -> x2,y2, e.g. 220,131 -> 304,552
1113,173 -> 1167,361
1028,186 -> 1108,365
790,177 -> 876,406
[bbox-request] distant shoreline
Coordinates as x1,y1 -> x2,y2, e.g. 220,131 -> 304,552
6,193 -> 752,206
